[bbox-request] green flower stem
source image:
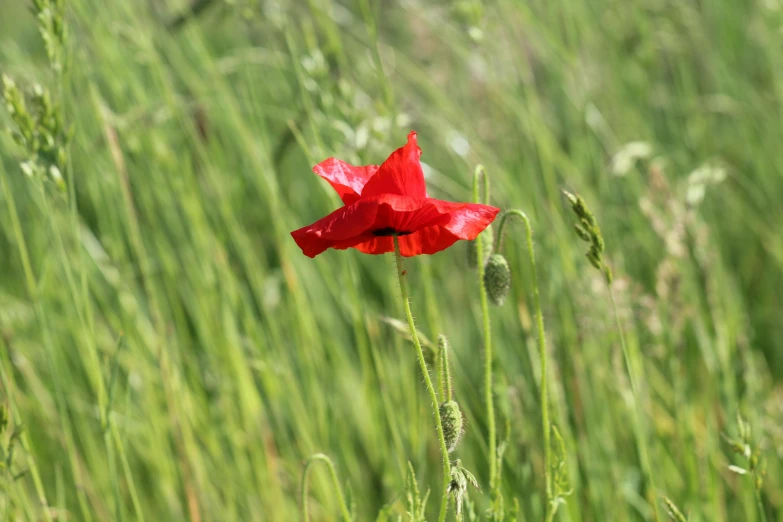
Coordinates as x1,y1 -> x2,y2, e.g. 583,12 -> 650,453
436,336 -> 454,403
436,343 -> 445,402
393,236 -> 451,522
443,342 -> 453,402
496,210 -> 552,509
300,453 -> 352,522
473,165 -> 497,490
436,337 -> 454,403
608,289 -> 661,522
754,483 -> 769,522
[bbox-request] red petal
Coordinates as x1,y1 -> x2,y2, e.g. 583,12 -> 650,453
291,194 -> 499,257
353,201 -> 499,256
429,200 -> 500,240
291,195 -> 441,258
360,131 -> 427,199
312,158 -> 379,205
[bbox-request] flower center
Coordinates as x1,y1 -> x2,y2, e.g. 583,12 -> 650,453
372,227 -> 413,237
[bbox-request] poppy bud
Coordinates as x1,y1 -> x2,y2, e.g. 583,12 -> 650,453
467,224 -> 493,269
439,400 -> 464,452
484,254 -> 511,305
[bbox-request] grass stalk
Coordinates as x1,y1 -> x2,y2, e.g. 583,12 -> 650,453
754,488 -> 769,522
608,289 -> 661,522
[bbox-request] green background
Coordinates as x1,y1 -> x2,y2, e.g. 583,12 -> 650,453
1,1 -> 782,521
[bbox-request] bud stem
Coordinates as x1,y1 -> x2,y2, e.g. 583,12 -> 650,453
496,210 -> 553,512
473,165 -> 497,490
393,236 -> 452,522
443,344 -> 453,403
755,482 -> 769,522
300,453 -> 352,522
437,336 -> 453,403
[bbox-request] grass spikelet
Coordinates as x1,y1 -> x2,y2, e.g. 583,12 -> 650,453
563,190 -> 612,284
662,497 -> 688,522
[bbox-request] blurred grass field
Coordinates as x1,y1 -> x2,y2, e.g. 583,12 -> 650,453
2,0 -> 783,520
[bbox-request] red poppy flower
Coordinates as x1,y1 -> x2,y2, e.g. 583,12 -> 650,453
291,131 -> 500,257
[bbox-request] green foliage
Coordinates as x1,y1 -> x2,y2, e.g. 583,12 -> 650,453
0,406 -> 26,518
404,462 -> 430,522
0,1 -> 782,521
485,419 -> 519,522
548,425 -> 572,514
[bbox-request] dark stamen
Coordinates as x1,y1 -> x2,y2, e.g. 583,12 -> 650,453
372,228 -> 413,237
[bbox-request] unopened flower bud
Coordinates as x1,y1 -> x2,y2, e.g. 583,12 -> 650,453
439,400 -> 464,452
484,254 -> 511,305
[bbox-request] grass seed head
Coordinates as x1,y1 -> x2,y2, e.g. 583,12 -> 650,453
662,497 -> 688,522
31,0 -> 68,72
563,190 -> 612,284
2,76 -> 69,189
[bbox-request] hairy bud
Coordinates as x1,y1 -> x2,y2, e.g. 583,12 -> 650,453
439,400 -> 464,453
483,254 -> 511,306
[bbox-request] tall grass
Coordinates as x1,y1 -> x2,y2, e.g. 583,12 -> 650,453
1,0 -> 782,521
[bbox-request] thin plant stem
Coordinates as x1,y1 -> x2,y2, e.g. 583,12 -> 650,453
496,210 -> 552,511
436,344 -> 445,402
393,236 -> 451,522
754,486 -> 769,522
443,344 -> 453,403
300,453 -> 352,522
608,289 -> 661,522
0,346 -> 52,522
436,337 -> 453,403
111,421 -> 146,522
473,165 -> 497,490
